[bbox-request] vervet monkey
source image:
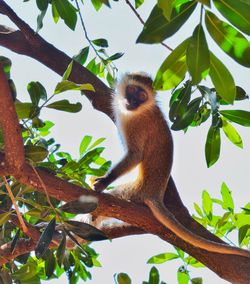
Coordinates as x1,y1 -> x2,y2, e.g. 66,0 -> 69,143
94,73 -> 250,257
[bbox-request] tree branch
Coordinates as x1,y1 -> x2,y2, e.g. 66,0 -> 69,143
0,66 -> 25,171
0,24 -> 113,120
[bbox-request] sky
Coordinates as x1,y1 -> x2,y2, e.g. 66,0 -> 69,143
0,1 -> 250,283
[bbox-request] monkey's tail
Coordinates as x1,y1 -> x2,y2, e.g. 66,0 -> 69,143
145,199 -> 250,258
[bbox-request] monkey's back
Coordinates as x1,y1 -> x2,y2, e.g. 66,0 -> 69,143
118,105 -> 173,201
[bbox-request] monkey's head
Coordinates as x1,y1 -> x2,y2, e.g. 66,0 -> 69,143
116,72 -> 156,114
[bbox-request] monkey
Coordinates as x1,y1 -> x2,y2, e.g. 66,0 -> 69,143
93,72 -> 250,257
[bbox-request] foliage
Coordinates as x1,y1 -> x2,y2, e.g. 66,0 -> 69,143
0,57 -> 112,283
121,182 -> 250,283
28,0 -> 250,166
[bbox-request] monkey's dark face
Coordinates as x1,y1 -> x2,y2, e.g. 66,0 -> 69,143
125,84 -> 148,110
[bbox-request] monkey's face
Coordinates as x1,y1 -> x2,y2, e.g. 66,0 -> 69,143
125,85 -> 148,110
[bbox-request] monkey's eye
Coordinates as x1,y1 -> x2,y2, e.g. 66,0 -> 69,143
138,91 -> 147,102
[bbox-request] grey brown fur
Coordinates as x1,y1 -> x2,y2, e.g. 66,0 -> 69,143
94,73 -> 250,258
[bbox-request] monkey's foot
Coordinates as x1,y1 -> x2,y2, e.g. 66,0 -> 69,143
93,177 -> 108,192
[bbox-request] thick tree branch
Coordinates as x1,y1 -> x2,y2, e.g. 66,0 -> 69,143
0,209 -> 143,266
0,24 -> 113,120
0,153 -> 248,282
0,67 -> 25,171
0,239 -> 36,265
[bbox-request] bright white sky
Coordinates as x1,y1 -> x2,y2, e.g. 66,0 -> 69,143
1,1 -> 250,283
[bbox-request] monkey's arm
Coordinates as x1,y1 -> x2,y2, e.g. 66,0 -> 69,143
94,150 -> 142,192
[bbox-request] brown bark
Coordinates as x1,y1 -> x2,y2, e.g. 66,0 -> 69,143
0,1 -> 249,283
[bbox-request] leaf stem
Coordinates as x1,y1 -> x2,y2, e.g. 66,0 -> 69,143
124,0 -> 173,51
200,4 -> 204,25
30,163 -> 62,223
74,0 -> 103,61
3,176 -> 28,234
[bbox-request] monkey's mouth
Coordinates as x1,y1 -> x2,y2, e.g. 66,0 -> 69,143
125,96 -> 140,110
126,101 -> 139,110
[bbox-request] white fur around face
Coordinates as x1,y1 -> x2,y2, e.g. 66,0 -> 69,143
113,74 -> 156,120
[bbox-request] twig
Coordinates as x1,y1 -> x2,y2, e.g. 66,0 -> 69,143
30,164 -> 62,223
74,0 -> 118,73
74,0 -> 102,61
124,0 -> 173,51
3,177 -> 28,234
125,0 -> 145,25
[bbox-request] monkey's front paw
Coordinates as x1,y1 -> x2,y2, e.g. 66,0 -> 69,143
93,177 -> 108,193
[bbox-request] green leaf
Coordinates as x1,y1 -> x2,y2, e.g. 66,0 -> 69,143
116,273 -> 132,284
169,82 -> 191,122
100,0 -> 110,7
0,211 -> 11,226
60,198 -> 98,214
53,0 -> 77,30
177,266 -> 189,284
64,220 -> 108,241
235,86 -> 248,101
15,102 -> 35,119
154,38 -> 189,90
45,250 -> 56,278
220,110 -> 250,126
46,99 -> 82,113
147,252 -> 179,264
73,47 -> 90,65
213,0 -> 250,35
51,1 -> 60,23
11,229 -> 21,253
135,0 -> 144,9
148,266 -> 160,284
205,126 -> 221,167
186,24 -> 210,84
92,38 -> 108,47
35,218 -> 56,258
36,0 -> 49,10
25,145 -> 48,162
193,202 -> 204,217
191,277 -> 203,284
137,2 -> 197,43
107,52 -> 124,61
171,97 -> 202,130
27,81 -> 47,105
54,80 -> 94,94
37,9 -> 47,32
205,11 -> 250,67
91,0 -> 102,11
88,137 -> 106,150
12,263 -> 37,281
202,190 -> 213,218
0,56 -> 11,79
56,231 -> 66,267
62,61 -> 73,81
158,0 -> 175,20
222,118 -> 243,148
209,52 -> 236,104
238,225 -> 250,245
80,136 -> 92,155
79,147 -> 105,166
221,182 -> 234,211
